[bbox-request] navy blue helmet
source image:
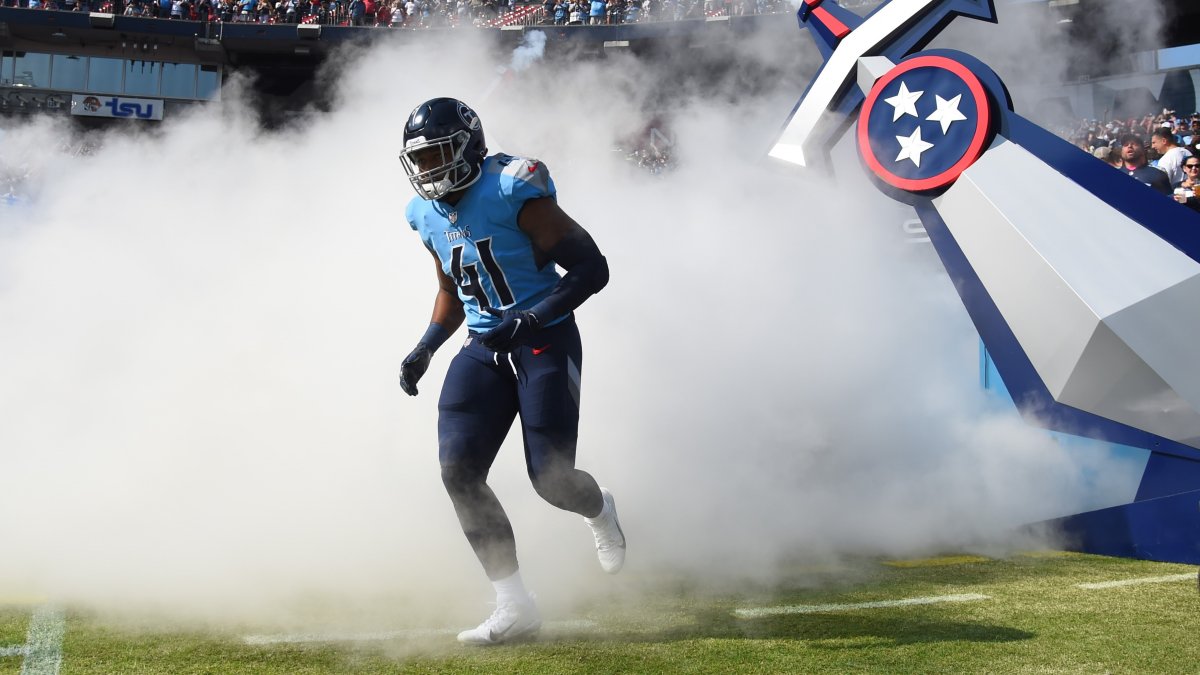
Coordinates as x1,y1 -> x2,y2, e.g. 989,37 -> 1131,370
399,97 -> 488,200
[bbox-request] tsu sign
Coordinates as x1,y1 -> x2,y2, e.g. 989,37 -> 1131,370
70,94 -> 164,121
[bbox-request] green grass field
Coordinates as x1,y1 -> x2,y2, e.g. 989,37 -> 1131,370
2,552 -> 1198,674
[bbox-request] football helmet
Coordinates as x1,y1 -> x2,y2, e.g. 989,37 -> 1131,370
399,97 -> 488,200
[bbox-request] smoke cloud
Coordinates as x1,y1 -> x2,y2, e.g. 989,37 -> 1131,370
0,4 -> 1162,633
509,29 -> 548,72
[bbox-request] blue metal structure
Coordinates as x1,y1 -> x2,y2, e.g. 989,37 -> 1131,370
983,347 -> 1200,563
773,0 -> 1200,563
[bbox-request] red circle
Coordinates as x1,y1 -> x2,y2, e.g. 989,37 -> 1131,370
857,55 -> 994,192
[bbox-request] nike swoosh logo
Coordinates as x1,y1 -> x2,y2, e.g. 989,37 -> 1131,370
487,623 -> 515,643
532,344 -> 551,355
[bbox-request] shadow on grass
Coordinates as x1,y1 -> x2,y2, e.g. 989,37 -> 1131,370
584,608 -> 1034,649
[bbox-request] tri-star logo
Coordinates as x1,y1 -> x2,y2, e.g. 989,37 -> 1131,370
857,54 -> 995,192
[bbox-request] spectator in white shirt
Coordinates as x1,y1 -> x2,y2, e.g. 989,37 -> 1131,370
1151,128 -> 1191,187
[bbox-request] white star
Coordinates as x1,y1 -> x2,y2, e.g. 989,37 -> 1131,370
895,127 -> 935,167
884,81 -> 923,122
926,94 -> 968,134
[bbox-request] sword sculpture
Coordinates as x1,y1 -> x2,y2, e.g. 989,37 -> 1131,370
774,0 -> 1200,563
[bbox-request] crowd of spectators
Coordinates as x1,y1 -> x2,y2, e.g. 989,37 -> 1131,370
0,0 -> 790,27
544,0 -> 789,25
1063,109 -> 1200,211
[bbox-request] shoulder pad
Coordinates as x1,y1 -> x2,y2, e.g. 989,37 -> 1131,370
500,156 -> 552,196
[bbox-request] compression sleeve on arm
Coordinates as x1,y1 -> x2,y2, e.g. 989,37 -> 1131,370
418,322 -> 451,351
528,230 -> 610,323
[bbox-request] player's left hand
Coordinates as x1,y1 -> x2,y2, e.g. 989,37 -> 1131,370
480,308 -> 541,353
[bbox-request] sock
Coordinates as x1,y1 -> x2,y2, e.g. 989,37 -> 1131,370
492,570 -> 531,605
584,495 -> 609,524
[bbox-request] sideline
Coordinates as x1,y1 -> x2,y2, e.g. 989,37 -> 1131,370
733,593 -> 991,618
20,605 -> 65,675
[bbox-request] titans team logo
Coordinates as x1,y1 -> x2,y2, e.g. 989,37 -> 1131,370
858,54 -> 996,193
457,102 -> 481,130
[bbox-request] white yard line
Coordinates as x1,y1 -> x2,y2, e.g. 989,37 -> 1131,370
733,593 -> 991,619
0,646 -> 28,658
243,619 -> 598,645
1076,573 -> 1196,590
20,605 -> 65,675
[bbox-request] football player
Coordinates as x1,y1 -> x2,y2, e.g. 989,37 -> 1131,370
397,97 -> 625,646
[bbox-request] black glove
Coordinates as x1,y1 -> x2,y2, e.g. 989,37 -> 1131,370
399,344 -> 434,396
480,308 -> 541,353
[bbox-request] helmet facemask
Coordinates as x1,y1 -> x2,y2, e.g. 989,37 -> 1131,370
399,130 -> 481,201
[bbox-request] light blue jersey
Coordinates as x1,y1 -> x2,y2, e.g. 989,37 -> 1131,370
406,154 -> 563,332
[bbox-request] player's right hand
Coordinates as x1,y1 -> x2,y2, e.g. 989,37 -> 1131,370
399,344 -> 434,396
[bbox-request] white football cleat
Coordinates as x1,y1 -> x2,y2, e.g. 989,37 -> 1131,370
584,487 -> 626,574
456,597 -> 541,646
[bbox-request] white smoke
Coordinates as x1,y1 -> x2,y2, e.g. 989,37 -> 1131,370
0,5 -> 1160,633
509,29 -> 548,72
478,30 -> 549,105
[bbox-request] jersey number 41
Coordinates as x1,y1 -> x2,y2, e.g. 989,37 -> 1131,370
449,238 -> 515,310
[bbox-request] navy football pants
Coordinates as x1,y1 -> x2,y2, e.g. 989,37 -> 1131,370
438,316 -> 604,580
